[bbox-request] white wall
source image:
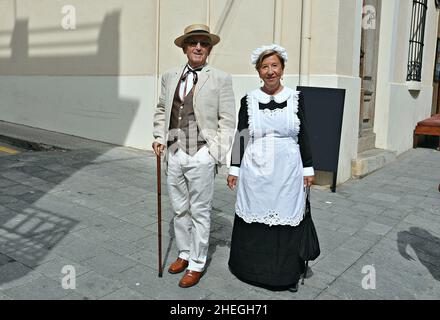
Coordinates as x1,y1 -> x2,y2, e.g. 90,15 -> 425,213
388,84 -> 433,154
375,0 -> 438,153
0,76 -> 156,149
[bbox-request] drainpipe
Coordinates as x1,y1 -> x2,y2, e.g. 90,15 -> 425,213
299,0 -> 312,86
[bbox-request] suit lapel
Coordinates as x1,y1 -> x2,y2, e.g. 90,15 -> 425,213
194,66 -> 210,99
169,66 -> 185,98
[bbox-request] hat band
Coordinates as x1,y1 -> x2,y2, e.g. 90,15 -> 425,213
187,30 -> 210,35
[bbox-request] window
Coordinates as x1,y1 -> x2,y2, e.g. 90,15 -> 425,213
407,0 -> 428,82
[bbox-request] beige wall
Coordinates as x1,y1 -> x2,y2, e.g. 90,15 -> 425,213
392,0 -> 411,83
337,0 -> 361,76
1,0 -> 436,80
155,0 -> 304,75
280,0 -> 302,74
158,0 -> 207,73
0,0 -> 157,75
309,0 -> 361,77
0,0 -> 364,77
310,0 -> 339,74
209,0 -> 275,74
0,0 -> 303,76
0,0 -> 345,77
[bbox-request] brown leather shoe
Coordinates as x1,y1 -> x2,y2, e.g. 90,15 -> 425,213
178,270 -> 202,288
168,258 -> 188,274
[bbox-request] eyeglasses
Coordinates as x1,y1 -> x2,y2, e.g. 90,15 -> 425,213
185,40 -> 211,48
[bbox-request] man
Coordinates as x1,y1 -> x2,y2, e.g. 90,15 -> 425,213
152,24 -> 236,288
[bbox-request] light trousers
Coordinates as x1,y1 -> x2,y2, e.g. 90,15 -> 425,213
166,146 -> 216,272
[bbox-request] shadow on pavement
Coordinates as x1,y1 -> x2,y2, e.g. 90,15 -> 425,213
397,227 -> 440,281
0,11 -> 144,290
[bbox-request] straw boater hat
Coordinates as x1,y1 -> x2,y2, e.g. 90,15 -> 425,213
174,24 -> 220,48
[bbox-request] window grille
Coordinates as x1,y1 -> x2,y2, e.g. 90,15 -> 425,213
407,0 -> 428,81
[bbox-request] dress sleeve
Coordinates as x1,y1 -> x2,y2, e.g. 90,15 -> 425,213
297,93 -> 314,176
229,96 -> 250,176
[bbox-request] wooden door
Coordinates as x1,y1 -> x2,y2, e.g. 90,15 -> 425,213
359,0 -> 381,137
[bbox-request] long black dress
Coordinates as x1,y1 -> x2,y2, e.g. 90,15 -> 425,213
228,91 -> 313,291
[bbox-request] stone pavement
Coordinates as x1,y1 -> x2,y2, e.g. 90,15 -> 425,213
0,124 -> 439,300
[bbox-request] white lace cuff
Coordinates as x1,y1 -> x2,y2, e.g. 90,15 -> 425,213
304,167 -> 314,176
229,166 -> 240,177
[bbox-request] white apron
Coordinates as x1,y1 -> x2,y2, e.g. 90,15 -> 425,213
235,87 -> 306,227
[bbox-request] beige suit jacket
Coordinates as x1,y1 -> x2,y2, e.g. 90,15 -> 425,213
153,64 -> 236,168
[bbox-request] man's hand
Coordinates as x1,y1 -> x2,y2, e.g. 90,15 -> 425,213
152,142 -> 165,156
304,175 -> 314,188
227,175 -> 238,190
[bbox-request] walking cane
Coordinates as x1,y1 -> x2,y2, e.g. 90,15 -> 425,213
156,152 -> 163,278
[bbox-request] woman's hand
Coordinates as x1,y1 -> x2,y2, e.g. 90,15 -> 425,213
304,175 -> 314,188
227,175 -> 238,190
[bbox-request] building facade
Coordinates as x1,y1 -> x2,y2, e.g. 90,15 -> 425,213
0,0 -> 438,185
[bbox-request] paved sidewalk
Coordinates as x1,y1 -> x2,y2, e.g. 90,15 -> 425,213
0,124 -> 439,300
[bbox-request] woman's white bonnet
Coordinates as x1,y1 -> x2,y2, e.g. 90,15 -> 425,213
251,44 -> 288,65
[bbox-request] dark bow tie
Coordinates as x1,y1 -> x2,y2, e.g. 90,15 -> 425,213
180,66 -> 203,85
259,100 -> 287,110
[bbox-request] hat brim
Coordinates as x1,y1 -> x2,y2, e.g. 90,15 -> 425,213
174,32 -> 220,48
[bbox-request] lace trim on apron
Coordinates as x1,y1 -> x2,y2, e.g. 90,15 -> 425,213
236,206 -> 305,227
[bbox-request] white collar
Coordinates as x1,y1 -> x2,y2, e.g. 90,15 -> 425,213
186,63 -> 207,72
251,86 -> 298,104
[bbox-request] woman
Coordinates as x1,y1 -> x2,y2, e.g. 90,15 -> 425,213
227,44 -> 315,292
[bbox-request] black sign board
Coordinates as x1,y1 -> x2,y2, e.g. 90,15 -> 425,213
297,86 -> 346,192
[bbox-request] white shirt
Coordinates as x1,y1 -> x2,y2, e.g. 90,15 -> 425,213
178,64 -> 205,100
